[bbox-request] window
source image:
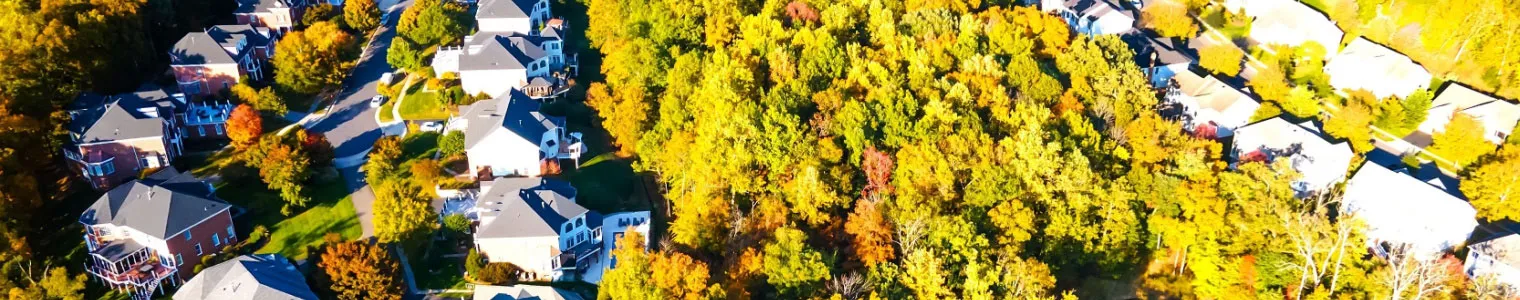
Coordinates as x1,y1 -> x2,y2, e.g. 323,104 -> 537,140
176,254 -> 183,265
197,126 -> 205,137
215,124 -> 224,135
185,231 -> 192,241
194,244 -> 202,255
575,218 -> 583,227
212,233 -> 221,247
227,225 -> 236,240
562,223 -> 571,233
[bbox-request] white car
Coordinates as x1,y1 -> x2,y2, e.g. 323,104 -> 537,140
369,95 -> 386,108
419,122 -> 443,132
379,72 -> 394,85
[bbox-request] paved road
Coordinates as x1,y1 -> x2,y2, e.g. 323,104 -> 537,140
309,1 -> 413,238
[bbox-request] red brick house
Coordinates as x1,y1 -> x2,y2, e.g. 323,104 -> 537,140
64,86 -> 185,191
170,25 -> 272,96
235,0 -> 301,33
79,167 -> 235,300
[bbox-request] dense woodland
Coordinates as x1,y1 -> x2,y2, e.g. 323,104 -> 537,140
583,0 -> 1520,299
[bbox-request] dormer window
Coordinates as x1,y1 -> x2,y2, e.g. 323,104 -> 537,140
562,223 -> 571,233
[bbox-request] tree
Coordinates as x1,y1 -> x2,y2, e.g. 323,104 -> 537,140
228,104 -> 263,149
762,227 -> 830,295
396,0 -> 468,47
256,136 -> 311,215
1199,44 -> 1244,76
344,0 -> 382,32
1461,147 -> 1520,221
386,38 -> 429,72
438,130 -> 464,156
1324,102 -> 1374,153
1378,243 -> 1459,299
410,158 -> 442,187
585,83 -> 649,157
1280,87 -> 1322,119
1429,114 -> 1497,166
1141,0 -> 1197,38
372,179 -> 436,243
317,237 -> 404,300
230,84 -> 288,114
302,4 -> 338,28
273,21 -> 356,94
297,129 -> 335,167
600,232 -> 658,299
844,199 -> 895,267
364,136 -> 403,183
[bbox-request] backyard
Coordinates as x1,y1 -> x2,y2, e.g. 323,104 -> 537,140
398,81 -> 453,120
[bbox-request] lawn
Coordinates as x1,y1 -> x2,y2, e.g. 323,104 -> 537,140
215,173 -> 361,260
402,131 -> 441,161
398,83 -> 452,120
409,238 -> 469,290
379,100 -> 397,123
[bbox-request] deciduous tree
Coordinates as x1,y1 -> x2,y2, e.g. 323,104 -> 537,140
273,21 -> 357,94
1142,0 -> 1197,38
372,180 -> 436,243
762,227 -> 830,295
1429,114 -> 1496,166
228,104 -> 263,149
1460,147 -> 1520,221
344,0 -> 382,32
1324,102 -> 1375,153
317,237 -> 404,300
1199,44 -> 1244,76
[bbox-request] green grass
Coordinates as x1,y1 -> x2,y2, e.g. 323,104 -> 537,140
254,195 -> 362,260
402,132 -> 441,161
398,83 -> 451,120
379,100 -> 397,123
410,239 -> 468,290
562,153 -> 644,213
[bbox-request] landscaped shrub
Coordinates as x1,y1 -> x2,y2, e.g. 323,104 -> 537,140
474,262 -> 520,285
465,248 -> 484,276
438,131 -> 464,156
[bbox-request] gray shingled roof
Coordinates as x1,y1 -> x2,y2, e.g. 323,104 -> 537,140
476,178 -> 585,239
173,254 -> 318,300
79,167 -> 230,240
75,89 -> 171,144
477,0 -> 537,19
208,25 -> 269,62
461,89 -> 563,151
459,33 -> 554,71
172,31 -> 238,65
235,0 -> 292,14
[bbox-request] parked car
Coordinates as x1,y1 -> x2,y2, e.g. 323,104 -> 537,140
419,121 -> 443,132
370,95 -> 386,108
379,72 -> 394,85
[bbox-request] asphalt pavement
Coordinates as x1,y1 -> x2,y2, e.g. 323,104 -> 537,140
308,0 -> 413,238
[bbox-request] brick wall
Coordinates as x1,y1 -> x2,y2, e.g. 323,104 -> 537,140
163,209 -> 235,279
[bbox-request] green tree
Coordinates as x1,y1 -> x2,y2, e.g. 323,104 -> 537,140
302,4 -> 338,28
386,38 -> 430,72
396,0 -> 469,47
255,136 -> 312,215
1280,87 -> 1322,119
1461,147 -> 1520,222
273,21 -> 357,94
437,130 -> 464,156
1429,114 -> 1497,166
343,0 -> 382,32
1141,0 -> 1197,38
762,227 -> 830,295
1199,44 -> 1244,76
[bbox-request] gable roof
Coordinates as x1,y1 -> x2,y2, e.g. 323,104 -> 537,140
1341,163 -> 1477,254
461,90 -> 563,151
1325,38 -> 1433,99
460,33 -> 555,72
207,25 -> 270,62
1241,0 -> 1343,51
72,86 -> 174,144
79,167 -> 231,240
1414,83 -> 1520,145
477,0 -> 538,20
173,254 -> 318,300
172,31 -> 238,65
475,177 -> 586,239
1231,117 -> 1355,195
1166,65 -> 1261,131
1470,232 -> 1520,272
235,0 -> 293,14
474,284 -> 583,300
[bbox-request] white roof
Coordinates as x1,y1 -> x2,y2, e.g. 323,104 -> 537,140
1231,117 -> 1354,195
1415,84 -> 1520,144
1325,38 -> 1433,99
1166,64 -> 1261,135
1341,164 -> 1477,255
474,284 -> 583,300
1241,0 -> 1344,51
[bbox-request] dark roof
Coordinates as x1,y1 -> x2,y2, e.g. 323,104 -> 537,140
461,89 -> 563,150
68,92 -> 111,111
207,25 -> 269,62
74,87 -> 174,144
477,0 -> 537,19
172,31 -> 238,65
459,33 -> 554,71
79,167 -> 231,240
173,254 -> 319,300
476,178 -> 586,238
92,239 -> 148,262
235,0 -> 293,14
1123,33 -> 1194,69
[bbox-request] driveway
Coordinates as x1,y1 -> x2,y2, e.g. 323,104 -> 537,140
308,0 -> 413,238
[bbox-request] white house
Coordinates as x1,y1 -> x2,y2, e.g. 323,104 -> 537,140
1240,0 -> 1343,52
1047,0 -> 1135,35
1467,232 -> 1520,292
474,284 -> 583,300
1231,117 -> 1355,197
1407,83 -> 1520,147
476,0 -> 552,35
1341,163 -> 1477,257
1159,63 -> 1261,138
452,32 -> 567,99
472,178 -> 599,282
579,211 -> 651,284
1324,38 -> 1434,99
458,90 -> 582,178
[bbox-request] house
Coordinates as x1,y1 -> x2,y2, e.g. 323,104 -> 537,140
1341,163 -> 1477,257
1324,38 -> 1434,99
180,100 -> 237,140
449,30 -> 569,99
1407,83 -> 1520,147
80,167 -> 236,299
1230,117 -> 1355,196
1239,0 -> 1343,51
235,0 -> 301,33
173,254 -> 319,300
458,90 -> 582,178
170,25 -> 274,96
472,178 -> 600,281
474,284 -> 583,300
64,86 -> 185,190
1046,0 -> 1135,35
1466,232 -> 1520,292
1156,63 -> 1261,138
475,0 -> 553,34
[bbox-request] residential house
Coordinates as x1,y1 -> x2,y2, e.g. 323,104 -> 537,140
1324,38 -> 1434,99
1341,163 -> 1477,257
235,0 -> 301,33
170,25 -> 274,96
475,0 -> 553,35
64,86 -> 185,190
1156,63 -> 1261,138
448,29 -> 569,99
1466,232 -> 1520,292
80,167 -> 236,299
472,178 -> 600,281
1406,83 -> 1520,147
1230,117 -> 1355,196
1239,0 -> 1344,52
1045,0 -> 1135,35
180,100 -> 237,140
458,90 -> 582,178
173,254 -> 318,300
474,284 -> 584,300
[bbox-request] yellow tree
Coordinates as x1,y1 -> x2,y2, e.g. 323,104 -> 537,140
1324,102 -> 1375,153
1141,0 -> 1197,39
1460,147 -> 1520,221
1429,114 -> 1497,166
1199,44 -> 1244,76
